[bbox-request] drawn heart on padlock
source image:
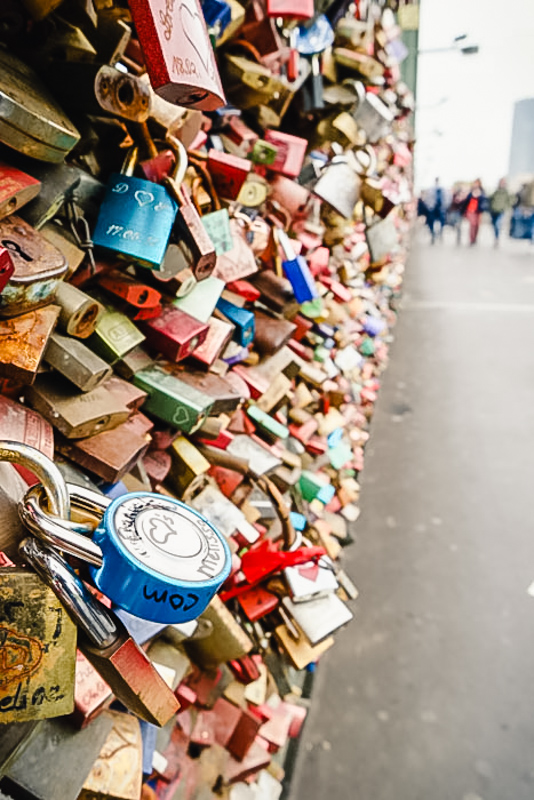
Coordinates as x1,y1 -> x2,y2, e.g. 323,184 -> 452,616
179,0 -> 214,79
134,190 -> 155,208
173,406 -> 192,426
297,563 -> 320,582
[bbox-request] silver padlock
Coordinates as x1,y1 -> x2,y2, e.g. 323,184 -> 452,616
312,155 -> 362,219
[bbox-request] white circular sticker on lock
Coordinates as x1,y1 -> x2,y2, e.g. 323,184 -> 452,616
113,495 -> 226,583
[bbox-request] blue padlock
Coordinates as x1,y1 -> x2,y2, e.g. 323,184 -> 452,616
92,146 -> 185,269
277,230 -> 318,304
21,480 -> 232,626
216,297 -> 255,346
88,492 -> 232,624
201,0 -> 232,37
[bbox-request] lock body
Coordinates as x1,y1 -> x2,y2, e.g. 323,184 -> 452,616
128,0 -> 226,111
0,217 -> 68,317
92,175 -> 177,268
0,163 -> 41,220
0,568 -> 76,723
89,492 -> 231,624
134,364 -> 214,433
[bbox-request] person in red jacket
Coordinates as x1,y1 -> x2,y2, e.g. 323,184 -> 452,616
464,179 -> 488,246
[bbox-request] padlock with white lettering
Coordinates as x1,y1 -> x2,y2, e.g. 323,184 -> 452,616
8,441 -> 232,625
92,146 -> 185,269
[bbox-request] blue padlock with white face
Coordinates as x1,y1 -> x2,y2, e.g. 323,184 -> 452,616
92,145 -> 185,269
12,443 -> 232,625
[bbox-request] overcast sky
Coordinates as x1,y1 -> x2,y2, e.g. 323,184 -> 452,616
415,0 -> 534,191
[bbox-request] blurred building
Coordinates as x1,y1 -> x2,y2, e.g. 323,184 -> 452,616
509,98 -> 534,179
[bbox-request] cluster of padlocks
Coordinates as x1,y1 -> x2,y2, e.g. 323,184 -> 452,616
0,0 -> 415,798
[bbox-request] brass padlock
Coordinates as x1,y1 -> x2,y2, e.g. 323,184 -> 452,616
0,567 -> 77,724
0,49 -> 80,162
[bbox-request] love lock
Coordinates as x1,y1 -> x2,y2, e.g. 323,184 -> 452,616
2,441 -> 232,625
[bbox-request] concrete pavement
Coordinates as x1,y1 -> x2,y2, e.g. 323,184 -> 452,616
288,224 -> 534,800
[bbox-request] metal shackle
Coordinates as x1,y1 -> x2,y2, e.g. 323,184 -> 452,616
0,440 -> 70,518
21,484 -> 105,568
19,537 -> 119,649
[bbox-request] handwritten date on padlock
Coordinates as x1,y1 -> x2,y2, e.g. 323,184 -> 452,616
128,0 -> 226,110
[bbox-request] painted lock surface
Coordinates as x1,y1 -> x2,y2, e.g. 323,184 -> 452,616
92,173 -> 177,268
89,492 -> 232,623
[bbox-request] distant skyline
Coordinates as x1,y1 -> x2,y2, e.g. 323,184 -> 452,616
415,0 -> 534,191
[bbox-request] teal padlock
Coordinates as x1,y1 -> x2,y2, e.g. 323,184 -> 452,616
92,146 -> 186,268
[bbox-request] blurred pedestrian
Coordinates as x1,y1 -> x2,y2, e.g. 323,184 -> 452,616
425,177 -> 446,244
464,179 -> 487,246
489,178 -> 510,246
447,185 -> 468,245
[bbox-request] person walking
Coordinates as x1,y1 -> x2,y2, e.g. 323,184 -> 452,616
426,178 -> 446,244
447,185 -> 468,245
489,178 -> 510,246
464,179 -> 487,246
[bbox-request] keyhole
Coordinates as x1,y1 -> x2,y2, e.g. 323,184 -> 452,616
2,239 -> 33,262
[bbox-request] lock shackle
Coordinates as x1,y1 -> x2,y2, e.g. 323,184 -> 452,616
19,537 -> 119,649
164,134 -> 189,193
121,145 -> 139,177
21,483 -> 106,568
0,440 -> 70,518
21,491 -> 104,568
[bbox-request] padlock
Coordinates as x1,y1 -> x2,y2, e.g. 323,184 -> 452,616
174,368 -> 244,414
212,218 -> 258,284
16,453 -> 232,627
134,363 -> 215,433
17,537 -> 179,727
313,156 -> 362,219
54,282 -> 101,339
281,592 -> 353,646
0,715 -> 114,800
349,80 -> 394,142
88,307 -> 146,364
276,230 -> 318,304
263,131 -> 308,178
0,247 -> 14,294
365,216 -> 398,263
92,147 -> 179,269
201,0 -> 232,39
295,14 -> 334,112
99,271 -> 162,321
44,333 -> 112,393
0,305 -> 60,385
162,138 -> 217,281
0,163 -> 41,220
78,710 -> 143,800
201,209 -> 233,256
44,62 -> 152,123
191,316 -> 235,367
207,150 -> 251,200
0,567 -> 77,724
141,305 -> 209,362
27,374 -> 131,439
0,216 -> 68,317
72,650 -> 112,729
172,274 -> 225,322
0,49 -> 80,162
137,122 -> 176,184
127,0 -> 226,110
56,416 -> 152,484
215,297 -> 254,347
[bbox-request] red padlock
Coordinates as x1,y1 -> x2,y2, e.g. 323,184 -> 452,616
127,0 -> 226,110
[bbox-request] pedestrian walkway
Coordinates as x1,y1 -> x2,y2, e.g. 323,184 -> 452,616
288,225 -> 534,800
